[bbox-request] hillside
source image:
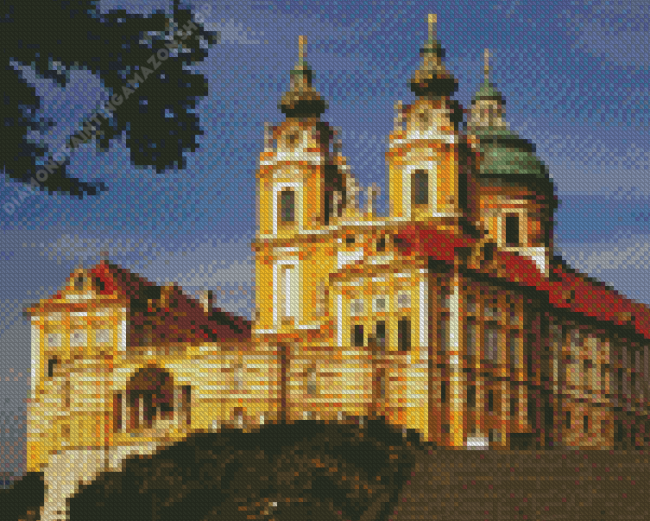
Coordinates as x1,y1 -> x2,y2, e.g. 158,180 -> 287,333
2,420 -> 650,520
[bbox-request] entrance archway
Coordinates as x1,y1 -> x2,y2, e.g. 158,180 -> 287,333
124,367 -> 178,432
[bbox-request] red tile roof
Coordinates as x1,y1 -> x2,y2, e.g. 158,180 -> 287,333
25,260 -> 251,343
396,225 -> 650,341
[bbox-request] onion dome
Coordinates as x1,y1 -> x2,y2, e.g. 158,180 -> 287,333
279,36 -> 327,118
410,14 -> 459,98
468,50 -> 553,194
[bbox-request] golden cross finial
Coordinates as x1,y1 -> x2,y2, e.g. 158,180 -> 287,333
484,48 -> 491,82
428,14 -> 437,41
298,35 -> 306,60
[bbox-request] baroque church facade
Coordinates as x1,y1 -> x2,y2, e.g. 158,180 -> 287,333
24,17 -> 650,513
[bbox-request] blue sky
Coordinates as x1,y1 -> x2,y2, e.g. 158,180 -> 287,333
0,0 -> 649,477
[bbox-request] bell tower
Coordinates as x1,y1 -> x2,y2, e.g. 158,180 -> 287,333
386,15 -> 480,230
255,36 -> 344,239
253,36 -> 345,332
467,49 -> 556,274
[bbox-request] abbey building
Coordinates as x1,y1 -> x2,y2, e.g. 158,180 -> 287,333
24,17 -> 650,513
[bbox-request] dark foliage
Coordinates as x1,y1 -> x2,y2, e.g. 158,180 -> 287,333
0,0 -> 218,197
69,419 -> 417,521
0,472 -> 45,521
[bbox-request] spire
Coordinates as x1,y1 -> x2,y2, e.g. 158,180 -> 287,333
472,48 -> 505,105
410,14 -> 458,98
279,35 -> 327,118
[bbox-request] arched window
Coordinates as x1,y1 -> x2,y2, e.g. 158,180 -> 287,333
412,170 -> 428,206
398,318 -> 411,351
126,367 -> 176,432
280,189 -> 295,223
505,214 -> 520,246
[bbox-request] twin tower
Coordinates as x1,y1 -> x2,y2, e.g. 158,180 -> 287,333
252,15 -> 556,445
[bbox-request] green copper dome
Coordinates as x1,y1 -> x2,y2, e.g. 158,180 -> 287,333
472,127 -> 552,186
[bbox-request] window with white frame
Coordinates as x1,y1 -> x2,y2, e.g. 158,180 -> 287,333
279,189 -> 295,223
412,170 -> 429,206
70,330 -> 87,347
373,296 -> 388,313
279,264 -> 298,321
397,291 -> 410,310
350,299 -> 364,316
96,329 -> 113,344
505,214 -> 520,246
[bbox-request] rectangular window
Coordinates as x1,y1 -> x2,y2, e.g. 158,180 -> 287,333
485,325 -> 499,362
96,329 -> 113,344
466,319 -> 477,356
182,386 -> 192,427
397,291 -> 410,309
412,170 -> 428,205
583,415 -> 589,433
438,315 -> 449,352
509,333 -> 519,367
439,288 -> 451,309
70,330 -> 87,348
565,410 -> 571,429
351,299 -> 364,316
398,319 -> 411,351
458,168 -> 468,209
505,214 -> 520,246
508,303 -> 519,325
467,385 -> 476,408
488,390 -> 494,412
324,191 -> 333,225
510,396 -> 517,417
114,393 -> 123,432
47,357 -> 57,378
47,333 -> 61,348
377,368 -> 386,400
375,321 -> 386,349
280,189 -> 295,223
466,295 -> 477,313
306,368 -> 317,396
376,236 -> 386,252
353,325 -> 364,347
373,296 -> 387,313
441,382 -> 447,404
484,299 -> 498,319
